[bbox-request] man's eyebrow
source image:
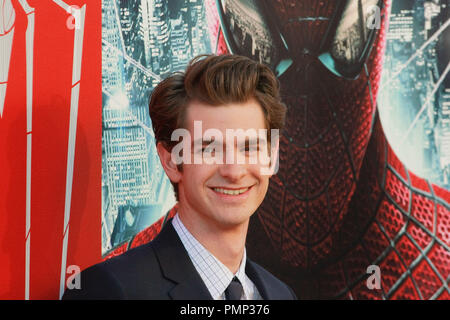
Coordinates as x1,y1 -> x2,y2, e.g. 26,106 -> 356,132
191,135 -> 267,147
191,138 -> 217,147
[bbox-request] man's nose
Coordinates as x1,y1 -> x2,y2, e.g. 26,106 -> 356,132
218,163 -> 247,182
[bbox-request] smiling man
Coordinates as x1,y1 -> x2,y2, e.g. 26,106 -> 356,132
62,54 -> 296,300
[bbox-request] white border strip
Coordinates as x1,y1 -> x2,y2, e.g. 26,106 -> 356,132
52,0 -> 87,299
18,0 -> 35,300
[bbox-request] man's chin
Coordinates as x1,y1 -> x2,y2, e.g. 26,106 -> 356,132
211,209 -> 256,229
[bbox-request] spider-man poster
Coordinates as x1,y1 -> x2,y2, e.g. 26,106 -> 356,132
0,0 -> 449,300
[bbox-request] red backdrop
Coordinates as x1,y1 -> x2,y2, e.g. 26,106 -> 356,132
0,0 -> 101,299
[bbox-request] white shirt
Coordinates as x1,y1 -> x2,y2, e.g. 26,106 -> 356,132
172,214 -> 262,300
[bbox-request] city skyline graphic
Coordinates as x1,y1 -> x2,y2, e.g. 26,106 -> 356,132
378,0 -> 450,188
102,0 -> 213,255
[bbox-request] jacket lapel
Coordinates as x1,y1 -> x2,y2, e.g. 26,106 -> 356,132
245,259 -> 295,300
151,219 -> 213,300
245,260 -> 269,299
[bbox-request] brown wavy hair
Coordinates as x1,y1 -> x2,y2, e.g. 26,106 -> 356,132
148,54 -> 286,199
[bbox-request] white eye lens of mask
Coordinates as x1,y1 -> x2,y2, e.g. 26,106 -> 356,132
319,0 -> 382,79
219,0 -> 281,69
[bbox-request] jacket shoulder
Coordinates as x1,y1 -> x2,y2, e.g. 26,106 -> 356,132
62,242 -> 166,300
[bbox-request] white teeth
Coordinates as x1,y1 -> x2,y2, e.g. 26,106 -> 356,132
213,187 -> 249,195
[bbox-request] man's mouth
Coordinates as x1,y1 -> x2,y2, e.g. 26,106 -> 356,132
212,187 -> 249,195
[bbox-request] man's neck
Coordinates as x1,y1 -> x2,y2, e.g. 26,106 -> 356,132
177,208 -> 249,274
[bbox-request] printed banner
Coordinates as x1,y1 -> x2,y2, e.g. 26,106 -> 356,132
0,0 -> 449,300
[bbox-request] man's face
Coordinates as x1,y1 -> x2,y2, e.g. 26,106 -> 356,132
175,99 -> 273,230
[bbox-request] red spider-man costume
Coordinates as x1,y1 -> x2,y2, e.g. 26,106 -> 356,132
106,0 -> 450,299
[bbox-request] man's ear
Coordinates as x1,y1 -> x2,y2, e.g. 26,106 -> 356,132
156,142 -> 182,183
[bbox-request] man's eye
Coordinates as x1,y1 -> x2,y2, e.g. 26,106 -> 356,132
202,147 -> 214,154
241,145 -> 259,153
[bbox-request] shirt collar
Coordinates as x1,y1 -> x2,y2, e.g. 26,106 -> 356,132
172,213 -> 251,299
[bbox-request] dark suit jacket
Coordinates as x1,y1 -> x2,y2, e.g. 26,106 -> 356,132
62,219 -> 297,300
